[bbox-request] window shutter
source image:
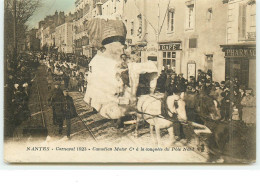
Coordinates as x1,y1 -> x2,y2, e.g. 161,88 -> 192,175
238,4 -> 247,39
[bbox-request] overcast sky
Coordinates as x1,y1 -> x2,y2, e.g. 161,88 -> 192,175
27,0 -> 75,29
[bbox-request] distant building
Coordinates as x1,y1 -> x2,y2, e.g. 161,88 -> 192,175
26,29 -> 40,51
220,0 -> 256,91
73,0 -> 92,56
37,11 -> 66,50
55,22 -> 74,53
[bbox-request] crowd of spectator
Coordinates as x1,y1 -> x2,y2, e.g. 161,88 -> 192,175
42,53 -> 89,94
155,68 -> 255,123
5,52 -> 40,136
5,50 -> 255,137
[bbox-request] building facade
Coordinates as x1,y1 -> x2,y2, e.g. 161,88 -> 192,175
124,0 -> 228,82
37,11 -> 66,50
26,29 -> 40,51
55,22 -> 74,53
36,0 -> 255,88
220,0 -> 256,91
73,0 -> 93,56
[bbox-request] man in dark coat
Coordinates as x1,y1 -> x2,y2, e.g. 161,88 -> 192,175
48,82 -> 65,134
165,72 -> 178,95
220,85 -> 231,121
177,73 -> 186,92
205,80 -> 213,95
197,69 -> 203,82
189,76 -> 196,88
62,89 -> 77,138
156,70 -> 167,93
184,86 -> 199,122
63,68 -> 70,89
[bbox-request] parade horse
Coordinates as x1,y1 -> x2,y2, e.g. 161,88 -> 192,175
194,93 -> 255,163
136,92 -> 187,146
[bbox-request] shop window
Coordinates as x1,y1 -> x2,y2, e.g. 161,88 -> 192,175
189,38 -> 197,48
248,3 -> 256,40
167,8 -> 175,32
238,3 -> 246,39
185,4 -> 195,30
206,54 -> 213,71
148,56 -> 157,61
225,59 -> 249,87
163,51 -> 176,71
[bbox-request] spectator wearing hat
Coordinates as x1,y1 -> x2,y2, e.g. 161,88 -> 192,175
165,72 -> 178,96
63,67 -> 71,89
197,69 -> 203,82
119,53 -> 130,88
204,80 -> 213,95
156,70 -> 167,93
220,85 -> 231,121
220,81 -> 225,91
77,72 -> 85,93
189,76 -> 196,88
184,85 -> 199,122
238,85 -> 245,97
177,73 -> 186,92
206,70 -> 212,81
211,82 -> 224,106
13,85 -> 30,125
233,77 -> 240,89
241,88 -> 256,123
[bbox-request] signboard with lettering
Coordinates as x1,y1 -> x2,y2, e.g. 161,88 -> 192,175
159,42 -> 182,51
224,48 -> 256,58
146,42 -> 158,56
187,62 -> 196,81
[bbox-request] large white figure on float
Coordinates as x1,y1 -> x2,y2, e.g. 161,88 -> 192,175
83,17 -> 129,119
84,16 -> 158,120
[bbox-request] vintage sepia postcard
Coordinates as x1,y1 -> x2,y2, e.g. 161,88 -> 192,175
4,0 -> 256,164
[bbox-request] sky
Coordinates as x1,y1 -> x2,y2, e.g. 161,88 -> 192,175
27,0 -> 75,29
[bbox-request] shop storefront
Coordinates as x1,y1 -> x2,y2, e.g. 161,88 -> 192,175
158,41 -> 182,73
220,43 -> 256,91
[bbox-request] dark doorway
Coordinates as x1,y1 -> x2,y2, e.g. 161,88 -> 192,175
225,58 -> 249,87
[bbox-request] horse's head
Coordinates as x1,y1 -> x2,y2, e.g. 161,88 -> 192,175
199,94 -> 221,121
167,92 -> 187,122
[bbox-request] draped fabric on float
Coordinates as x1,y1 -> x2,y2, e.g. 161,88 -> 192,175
84,17 -> 127,49
84,18 -> 105,49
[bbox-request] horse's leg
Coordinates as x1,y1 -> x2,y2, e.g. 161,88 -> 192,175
155,125 -> 162,147
167,126 -> 175,146
150,125 -> 157,145
134,113 -> 142,137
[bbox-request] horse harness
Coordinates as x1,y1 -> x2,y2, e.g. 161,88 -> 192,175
137,94 -> 180,123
